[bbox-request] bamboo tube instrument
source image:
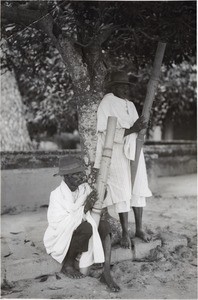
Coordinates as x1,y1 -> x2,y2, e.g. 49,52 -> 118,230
91,116 -> 117,226
131,42 -> 166,186
80,116 -> 117,275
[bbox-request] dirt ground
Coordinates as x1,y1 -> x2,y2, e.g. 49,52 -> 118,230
1,174 -> 197,299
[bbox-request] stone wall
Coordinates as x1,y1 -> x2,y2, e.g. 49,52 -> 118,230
1,150 -> 81,170
1,141 -> 196,176
145,141 -> 197,176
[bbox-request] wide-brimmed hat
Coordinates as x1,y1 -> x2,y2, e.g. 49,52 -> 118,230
53,156 -> 85,176
104,71 -> 135,88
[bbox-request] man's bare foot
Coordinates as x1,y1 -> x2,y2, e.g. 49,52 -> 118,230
135,230 -> 152,242
100,272 -> 120,292
120,233 -> 131,248
61,265 -> 85,279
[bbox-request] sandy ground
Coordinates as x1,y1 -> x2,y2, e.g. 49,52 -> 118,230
1,174 -> 197,299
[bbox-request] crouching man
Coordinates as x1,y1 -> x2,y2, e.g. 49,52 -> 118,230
43,156 -> 120,292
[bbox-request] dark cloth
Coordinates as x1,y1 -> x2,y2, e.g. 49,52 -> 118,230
67,219 -> 111,257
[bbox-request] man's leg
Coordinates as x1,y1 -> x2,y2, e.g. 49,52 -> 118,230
61,222 -> 92,278
98,221 -> 120,292
119,212 -> 131,248
132,207 -> 151,242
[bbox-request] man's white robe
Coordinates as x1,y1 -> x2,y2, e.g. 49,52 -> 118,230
94,93 -> 152,212
43,181 -> 104,268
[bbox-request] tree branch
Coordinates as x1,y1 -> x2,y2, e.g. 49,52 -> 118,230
2,3 -> 89,90
1,5 -> 44,28
138,29 -> 158,41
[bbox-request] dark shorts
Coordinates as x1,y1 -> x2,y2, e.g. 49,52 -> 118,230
69,219 -> 111,254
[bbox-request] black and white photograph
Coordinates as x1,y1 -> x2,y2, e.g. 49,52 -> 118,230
1,0 -> 197,299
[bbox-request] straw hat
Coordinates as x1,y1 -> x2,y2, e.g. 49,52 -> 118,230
53,156 -> 85,176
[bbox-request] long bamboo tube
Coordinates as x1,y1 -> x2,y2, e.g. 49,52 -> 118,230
131,42 -> 166,186
80,116 -> 117,275
91,116 -> 117,226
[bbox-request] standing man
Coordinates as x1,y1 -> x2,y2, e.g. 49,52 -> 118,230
43,156 -> 120,292
94,71 -> 152,248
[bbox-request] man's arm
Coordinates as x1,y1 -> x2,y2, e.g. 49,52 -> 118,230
84,189 -> 98,214
124,116 -> 148,137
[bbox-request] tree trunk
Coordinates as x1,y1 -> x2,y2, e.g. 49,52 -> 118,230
51,35 -> 106,176
1,66 -> 32,151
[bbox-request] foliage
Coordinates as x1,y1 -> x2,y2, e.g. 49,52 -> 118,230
69,1 -> 196,65
1,0 -> 196,138
125,58 -> 197,129
1,27 -> 77,138
153,58 -> 197,127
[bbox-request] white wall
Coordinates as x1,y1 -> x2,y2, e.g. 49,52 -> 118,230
1,168 -> 61,214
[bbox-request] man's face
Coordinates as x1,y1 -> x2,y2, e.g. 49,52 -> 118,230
112,83 -> 131,100
63,172 -> 85,191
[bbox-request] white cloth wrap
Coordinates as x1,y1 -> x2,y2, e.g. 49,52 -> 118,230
43,181 -> 104,268
94,93 -> 152,211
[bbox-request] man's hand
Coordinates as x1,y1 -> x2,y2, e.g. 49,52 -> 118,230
131,116 -> 148,133
84,190 -> 98,214
124,116 -> 148,137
